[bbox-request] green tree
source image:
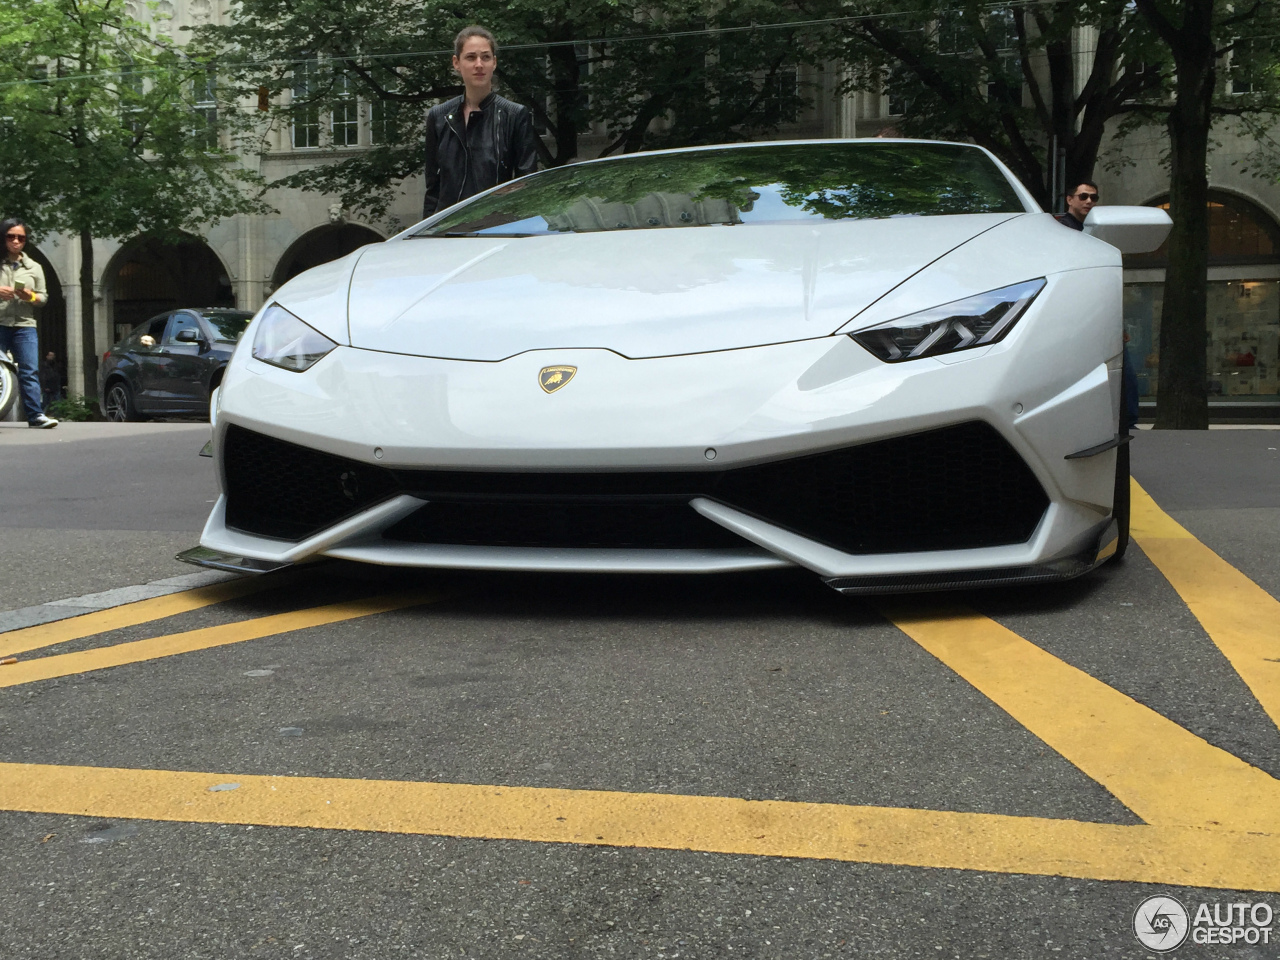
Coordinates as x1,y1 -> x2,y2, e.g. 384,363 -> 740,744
0,0 -> 269,390
192,0 -> 815,222
1129,0 -> 1280,428
822,0 -> 1164,209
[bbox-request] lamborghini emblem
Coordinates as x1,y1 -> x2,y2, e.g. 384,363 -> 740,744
538,365 -> 577,394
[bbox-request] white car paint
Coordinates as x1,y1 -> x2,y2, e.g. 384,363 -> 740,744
343,213 -> 1020,360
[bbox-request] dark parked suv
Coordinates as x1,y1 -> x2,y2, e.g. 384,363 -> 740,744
98,308 -> 254,421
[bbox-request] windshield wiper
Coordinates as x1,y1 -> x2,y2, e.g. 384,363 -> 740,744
422,231 -> 542,238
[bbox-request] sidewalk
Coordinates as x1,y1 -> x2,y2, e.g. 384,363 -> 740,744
0,420 -> 210,444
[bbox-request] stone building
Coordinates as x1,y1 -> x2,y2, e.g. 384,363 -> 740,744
24,5 -> 1280,420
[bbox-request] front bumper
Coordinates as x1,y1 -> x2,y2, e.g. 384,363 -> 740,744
190,266 -> 1124,589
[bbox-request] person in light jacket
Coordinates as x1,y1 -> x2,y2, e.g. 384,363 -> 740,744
0,218 -> 57,428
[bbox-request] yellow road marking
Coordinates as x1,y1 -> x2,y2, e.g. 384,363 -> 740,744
879,602 -> 1280,832
3,485 -> 1276,890
1131,479 -> 1280,731
0,576 -> 281,659
1,762 -> 1278,891
0,593 -> 438,688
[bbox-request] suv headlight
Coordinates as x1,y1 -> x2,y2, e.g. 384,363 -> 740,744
251,303 -> 338,372
850,278 -> 1046,362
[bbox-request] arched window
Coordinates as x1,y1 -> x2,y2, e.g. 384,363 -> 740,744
1127,191 -> 1280,267
272,223 -> 383,290
108,236 -> 235,343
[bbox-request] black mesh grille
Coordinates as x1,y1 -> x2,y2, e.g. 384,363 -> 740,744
222,425 -> 399,540
718,421 -> 1048,553
222,421 -> 1047,553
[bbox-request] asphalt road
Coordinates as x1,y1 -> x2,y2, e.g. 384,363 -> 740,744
0,420 -> 1277,959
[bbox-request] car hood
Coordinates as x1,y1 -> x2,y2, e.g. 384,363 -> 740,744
345,213 -> 1022,361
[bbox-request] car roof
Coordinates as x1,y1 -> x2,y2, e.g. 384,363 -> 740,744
190,308 -> 254,318
569,137 -> 982,163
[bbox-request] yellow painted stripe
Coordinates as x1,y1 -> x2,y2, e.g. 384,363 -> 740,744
0,593 -> 438,688
1131,479 -> 1280,731
1,762 -> 1278,892
879,603 -> 1280,832
0,576 -> 283,659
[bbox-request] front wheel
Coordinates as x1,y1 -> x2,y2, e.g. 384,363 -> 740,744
1111,440 -> 1131,561
1110,369 -> 1132,562
0,362 -> 16,421
103,381 -> 144,422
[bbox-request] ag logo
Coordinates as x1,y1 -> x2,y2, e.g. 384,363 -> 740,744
538,365 -> 577,394
1133,896 -> 1190,953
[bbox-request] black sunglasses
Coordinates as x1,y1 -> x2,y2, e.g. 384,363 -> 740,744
1074,193 -> 1099,202
4,233 -> 27,242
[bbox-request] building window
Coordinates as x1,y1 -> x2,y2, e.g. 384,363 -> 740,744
885,62 -> 910,117
1125,281 -> 1280,401
984,7 -> 1021,103
193,69 -> 218,151
1228,38 -> 1274,95
331,72 -> 358,146
1132,198 -> 1279,265
292,58 -> 320,148
120,62 -> 145,137
935,9 -> 967,56
762,66 -> 800,125
1124,193 -> 1280,401
370,98 -> 400,146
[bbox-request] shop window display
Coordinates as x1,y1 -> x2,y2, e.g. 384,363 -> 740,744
1124,281 -> 1280,399
1123,191 -> 1280,402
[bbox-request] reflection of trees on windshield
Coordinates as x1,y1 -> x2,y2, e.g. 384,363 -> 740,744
544,192 -> 743,232
420,143 -> 1025,236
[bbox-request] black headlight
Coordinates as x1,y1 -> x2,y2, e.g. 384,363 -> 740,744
850,279 -> 1046,362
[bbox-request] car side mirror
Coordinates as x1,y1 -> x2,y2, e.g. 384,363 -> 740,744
1083,206 -> 1172,254
175,328 -> 204,345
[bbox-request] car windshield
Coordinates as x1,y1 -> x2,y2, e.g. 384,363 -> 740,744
414,142 -> 1027,238
202,312 -> 254,341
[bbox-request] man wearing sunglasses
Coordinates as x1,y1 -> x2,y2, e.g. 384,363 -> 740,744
1054,183 -> 1138,428
1055,182 -> 1099,230
0,217 -> 57,428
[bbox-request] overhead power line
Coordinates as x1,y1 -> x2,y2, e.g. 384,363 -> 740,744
0,1 -> 1105,89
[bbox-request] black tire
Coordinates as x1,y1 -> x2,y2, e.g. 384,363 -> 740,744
0,362 -> 17,421
205,370 -> 224,422
1110,371 -> 1131,562
103,380 -> 144,422
1111,439 -> 1130,561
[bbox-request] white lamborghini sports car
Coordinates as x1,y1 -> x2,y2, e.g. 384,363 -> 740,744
181,140 -> 1171,594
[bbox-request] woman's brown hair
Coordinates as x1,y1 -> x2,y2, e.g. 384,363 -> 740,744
454,25 -> 496,57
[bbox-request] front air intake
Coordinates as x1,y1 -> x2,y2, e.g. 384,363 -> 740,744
222,425 -> 398,540
221,421 -> 1048,553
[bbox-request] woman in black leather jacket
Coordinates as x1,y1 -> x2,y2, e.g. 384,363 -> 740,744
422,26 -> 540,218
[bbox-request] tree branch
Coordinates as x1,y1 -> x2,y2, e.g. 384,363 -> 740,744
1012,7 -> 1050,130
1132,0 -> 1180,50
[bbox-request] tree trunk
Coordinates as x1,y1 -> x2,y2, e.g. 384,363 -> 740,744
547,42 -> 582,165
1153,10 -> 1215,430
79,227 -> 97,396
